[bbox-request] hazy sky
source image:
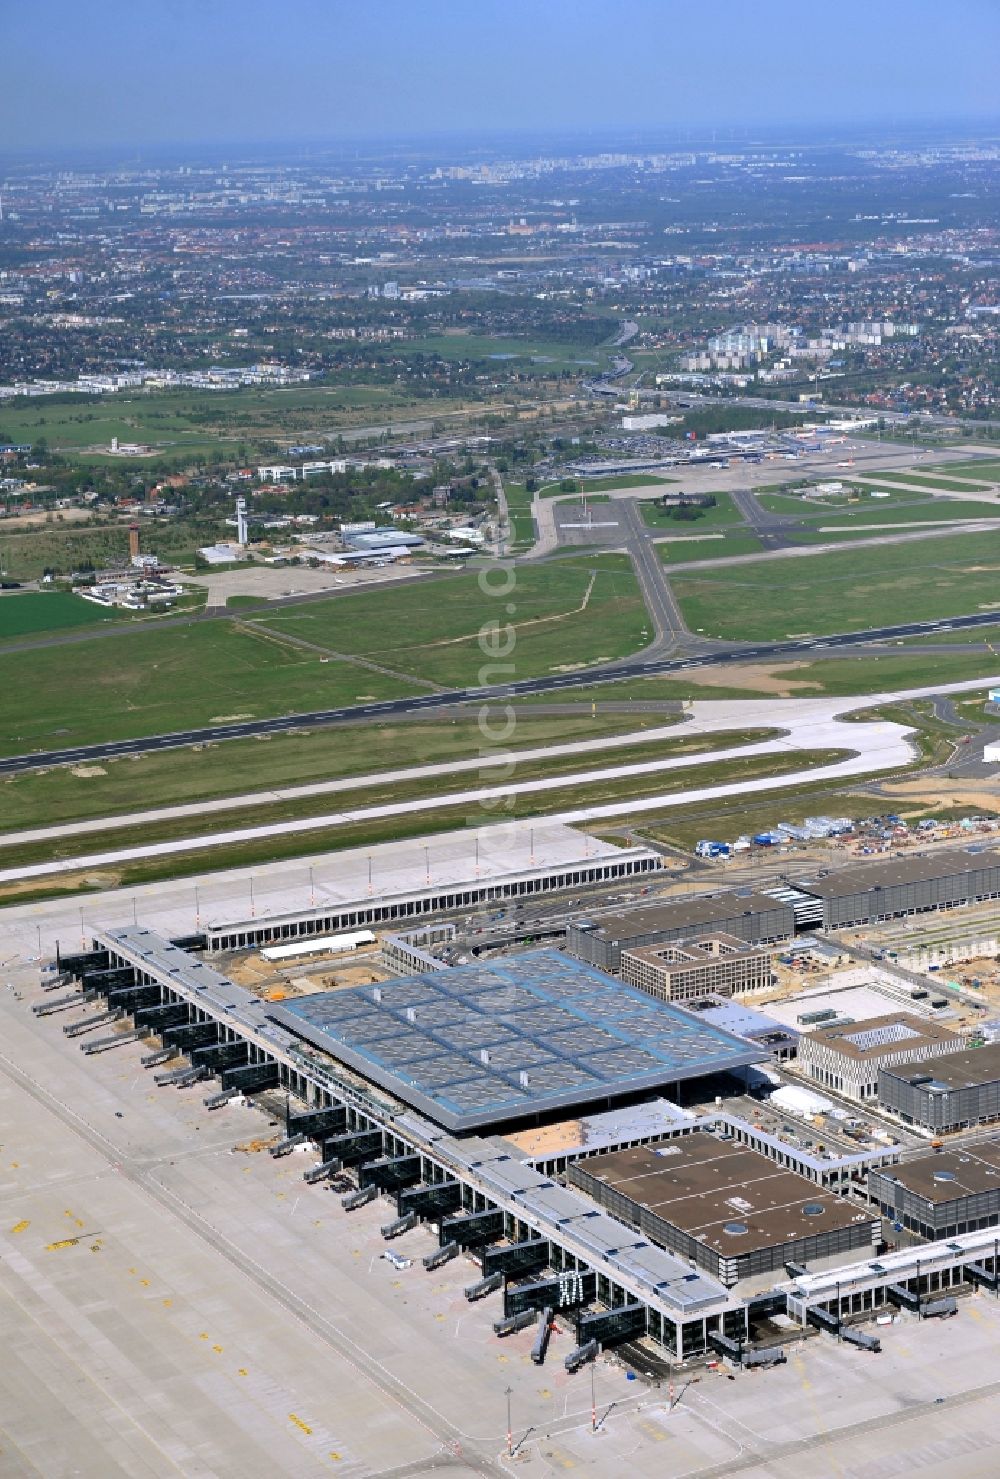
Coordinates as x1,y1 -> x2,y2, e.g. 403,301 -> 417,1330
4,0 -> 998,152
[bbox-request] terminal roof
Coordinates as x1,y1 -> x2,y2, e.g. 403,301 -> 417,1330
270,949 -> 762,1132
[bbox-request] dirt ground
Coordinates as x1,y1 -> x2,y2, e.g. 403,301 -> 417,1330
225,948 -> 390,1002
678,660 -> 826,696
186,563 -> 424,604
880,778 -> 1000,813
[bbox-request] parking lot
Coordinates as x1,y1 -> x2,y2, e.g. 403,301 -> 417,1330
5,952 -> 1000,1476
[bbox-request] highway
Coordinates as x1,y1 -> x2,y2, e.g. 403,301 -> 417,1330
3,610 -> 1000,776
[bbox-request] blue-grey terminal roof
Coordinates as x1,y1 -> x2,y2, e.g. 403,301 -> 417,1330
270,949 -> 764,1132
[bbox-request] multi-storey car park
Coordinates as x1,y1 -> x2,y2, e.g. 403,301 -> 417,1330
567,849 -> 1000,977
783,850 -> 1000,932
42,917 -> 1000,1368
879,1043 -> 1000,1134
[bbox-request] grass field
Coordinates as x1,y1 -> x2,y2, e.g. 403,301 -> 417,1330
511,648 -> 1000,704
671,529 -> 1000,642
833,495 -> 998,523
0,745 -> 838,903
948,461 -> 1000,479
659,532 -> 765,562
565,474 -> 676,494
0,711 -> 643,832
0,383 -> 476,464
640,491 -> 743,528
0,591 -> 122,640
641,783 -> 904,853
400,331 -> 605,369
0,728 -> 773,870
859,471 -> 995,493
0,621 -> 409,755
503,482 -> 536,551
0,557 -> 651,753
0,520 -> 220,580
252,556 -> 650,688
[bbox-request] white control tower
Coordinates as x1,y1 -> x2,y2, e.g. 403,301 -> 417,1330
236,495 -> 249,547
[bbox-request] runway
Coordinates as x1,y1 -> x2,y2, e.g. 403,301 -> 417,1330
3,609 -> 1000,776
2,674 -> 995,886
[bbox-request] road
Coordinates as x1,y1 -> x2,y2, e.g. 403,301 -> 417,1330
4,610 -> 1000,777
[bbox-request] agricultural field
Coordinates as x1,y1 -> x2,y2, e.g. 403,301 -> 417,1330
251,555 -> 650,688
672,529 -> 1000,642
640,490 -> 744,528
0,591 -> 123,640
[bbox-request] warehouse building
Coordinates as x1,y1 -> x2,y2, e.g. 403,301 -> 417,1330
567,1133 -> 880,1287
793,849 -> 1000,931
869,1141 -> 1000,1241
880,1044 -> 1000,1133
621,933 -> 773,1003
567,894 -> 794,974
798,1013 -> 966,1104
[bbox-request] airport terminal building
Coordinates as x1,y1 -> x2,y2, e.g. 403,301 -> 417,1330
869,1142 -> 1000,1241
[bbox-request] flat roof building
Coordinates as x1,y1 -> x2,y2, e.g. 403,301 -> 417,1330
880,1043 -> 1000,1134
798,1013 -> 966,1104
568,1133 -> 880,1286
567,894 -> 794,974
869,1140 -> 1000,1241
621,933 -> 773,1004
271,950 -> 764,1133
796,849 -> 1000,931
